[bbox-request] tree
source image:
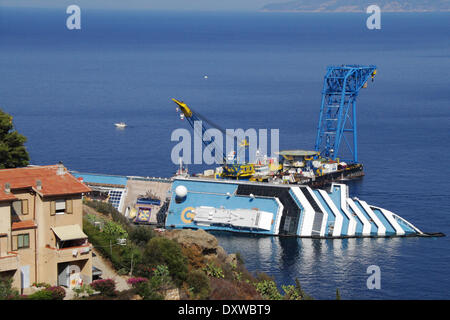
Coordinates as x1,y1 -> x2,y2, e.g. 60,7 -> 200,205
0,109 -> 29,168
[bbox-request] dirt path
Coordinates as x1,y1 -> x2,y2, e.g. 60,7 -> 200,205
91,248 -> 131,291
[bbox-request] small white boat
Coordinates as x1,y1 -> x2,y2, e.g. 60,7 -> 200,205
114,122 -> 127,128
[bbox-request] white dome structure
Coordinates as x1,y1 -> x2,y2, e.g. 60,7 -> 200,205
175,185 -> 188,198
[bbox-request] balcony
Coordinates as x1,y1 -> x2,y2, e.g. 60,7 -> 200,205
0,252 -> 20,272
46,243 -> 92,263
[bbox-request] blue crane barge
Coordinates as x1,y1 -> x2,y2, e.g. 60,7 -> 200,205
278,65 -> 377,187
172,65 -> 377,188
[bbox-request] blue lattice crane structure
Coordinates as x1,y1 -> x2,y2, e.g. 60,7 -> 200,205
314,65 -> 377,163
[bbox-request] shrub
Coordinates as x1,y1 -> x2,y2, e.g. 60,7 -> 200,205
203,262 -> 224,279
27,289 -> 54,300
45,286 -> 66,300
209,278 -> 261,300
142,237 -> 188,284
181,245 -> 206,271
235,251 -> 245,265
0,276 -> 19,300
90,279 -> 116,297
73,284 -> 94,298
288,278 -> 312,300
85,200 -> 115,216
103,220 -> 128,240
129,226 -> 154,246
32,282 -> 51,289
255,280 -> 282,300
186,270 -> 210,299
127,277 -> 148,287
134,282 -> 164,300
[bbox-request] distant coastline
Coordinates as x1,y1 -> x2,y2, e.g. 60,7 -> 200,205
261,0 -> 450,13
259,9 -> 450,13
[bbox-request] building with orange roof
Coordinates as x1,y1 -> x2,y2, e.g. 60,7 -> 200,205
0,163 -> 93,293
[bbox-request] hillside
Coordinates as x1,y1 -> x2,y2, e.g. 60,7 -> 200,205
262,0 -> 450,12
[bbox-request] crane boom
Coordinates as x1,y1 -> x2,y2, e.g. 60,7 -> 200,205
172,98 -> 255,179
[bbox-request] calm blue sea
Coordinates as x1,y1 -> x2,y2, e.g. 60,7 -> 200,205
0,7 -> 449,299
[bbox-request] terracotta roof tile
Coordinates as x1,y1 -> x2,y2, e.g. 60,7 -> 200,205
0,165 -> 91,197
0,190 -> 17,202
12,220 -> 37,231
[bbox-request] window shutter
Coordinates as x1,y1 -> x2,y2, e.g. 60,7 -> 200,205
22,199 -> 29,215
50,201 -> 56,216
66,199 -> 73,214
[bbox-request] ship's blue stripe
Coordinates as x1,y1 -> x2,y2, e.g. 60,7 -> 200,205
394,216 -> 417,234
313,190 -> 335,236
327,186 -> 350,236
347,205 -> 364,235
354,201 -> 378,235
371,207 -> 396,235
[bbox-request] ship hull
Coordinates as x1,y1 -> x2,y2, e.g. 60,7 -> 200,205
165,177 -> 423,238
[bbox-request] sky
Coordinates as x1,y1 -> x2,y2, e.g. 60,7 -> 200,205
0,0 -> 287,11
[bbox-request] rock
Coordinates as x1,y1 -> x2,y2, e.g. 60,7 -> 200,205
225,253 -> 237,266
165,288 -> 180,300
165,229 -> 220,256
163,229 -> 237,265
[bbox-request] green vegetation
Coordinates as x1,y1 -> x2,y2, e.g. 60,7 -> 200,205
0,108 -> 29,168
90,279 -> 117,297
186,270 -> 211,299
203,262 -> 225,279
0,276 -> 19,299
140,237 -> 188,284
256,280 -> 283,300
26,286 -> 66,300
73,284 -> 94,298
82,200 -> 318,300
0,278 -> 65,300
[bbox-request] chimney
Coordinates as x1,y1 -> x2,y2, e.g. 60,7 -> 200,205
4,183 -> 10,194
56,161 -> 65,175
36,180 -> 42,191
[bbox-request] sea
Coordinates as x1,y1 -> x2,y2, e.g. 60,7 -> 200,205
0,7 -> 449,299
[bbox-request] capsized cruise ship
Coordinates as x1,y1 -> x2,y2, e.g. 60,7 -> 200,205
165,177 -> 424,238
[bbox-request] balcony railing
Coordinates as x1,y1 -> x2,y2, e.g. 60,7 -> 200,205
46,243 -> 92,262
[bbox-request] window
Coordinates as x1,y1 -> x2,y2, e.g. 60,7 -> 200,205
50,199 -> 73,215
12,233 -> 30,250
55,200 -> 66,215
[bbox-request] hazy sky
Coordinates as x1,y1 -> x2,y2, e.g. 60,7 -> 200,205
0,0 -> 287,11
